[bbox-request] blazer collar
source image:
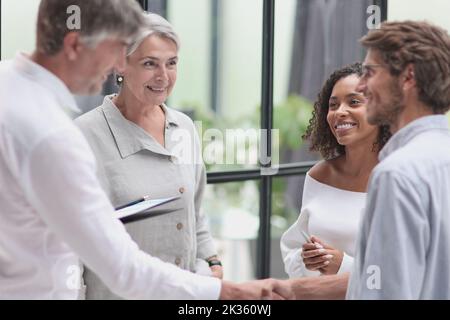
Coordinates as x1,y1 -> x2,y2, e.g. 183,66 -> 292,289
101,95 -> 179,159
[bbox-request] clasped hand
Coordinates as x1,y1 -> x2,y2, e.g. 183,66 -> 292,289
301,236 -> 343,275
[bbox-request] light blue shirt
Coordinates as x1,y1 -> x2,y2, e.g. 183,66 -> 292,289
347,115 -> 450,299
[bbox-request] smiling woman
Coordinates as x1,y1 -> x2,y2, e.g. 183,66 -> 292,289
280,62 -> 391,279
74,12 -> 222,300
304,63 -> 390,160
326,74 -> 378,148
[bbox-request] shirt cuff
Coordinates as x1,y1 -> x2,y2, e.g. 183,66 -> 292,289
194,275 -> 222,300
197,241 -> 218,261
195,258 -> 213,276
337,252 -> 354,274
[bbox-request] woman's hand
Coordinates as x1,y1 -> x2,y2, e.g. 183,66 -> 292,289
210,265 -> 224,279
301,236 -> 343,275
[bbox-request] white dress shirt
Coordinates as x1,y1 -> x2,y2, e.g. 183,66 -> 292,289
347,115 -> 450,299
0,53 -> 221,299
280,173 -> 366,278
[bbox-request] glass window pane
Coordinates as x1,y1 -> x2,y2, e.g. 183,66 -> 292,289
388,0 -> 450,31
203,180 -> 260,281
270,175 -> 305,279
273,0 -> 377,165
1,0 -> 40,60
168,0 -> 263,172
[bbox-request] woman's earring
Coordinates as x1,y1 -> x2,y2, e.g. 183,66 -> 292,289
116,75 -> 124,85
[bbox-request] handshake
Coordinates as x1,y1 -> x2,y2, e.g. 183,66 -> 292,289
219,273 -> 349,300
219,278 -> 295,300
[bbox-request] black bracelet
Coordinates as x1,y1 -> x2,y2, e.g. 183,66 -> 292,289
207,259 -> 222,267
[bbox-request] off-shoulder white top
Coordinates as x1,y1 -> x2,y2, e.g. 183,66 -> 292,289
280,172 -> 366,278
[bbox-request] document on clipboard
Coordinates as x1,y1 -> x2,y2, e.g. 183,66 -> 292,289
115,196 -> 180,224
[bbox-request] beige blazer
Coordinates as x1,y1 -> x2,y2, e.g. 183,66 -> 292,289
74,95 -> 217,299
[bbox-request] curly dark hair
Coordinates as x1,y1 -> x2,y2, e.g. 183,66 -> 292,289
303,62 -> 391,160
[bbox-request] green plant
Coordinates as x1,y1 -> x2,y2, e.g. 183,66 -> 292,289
274,95 -> 313,151
272,95 -> 314,235
177,95 -> 314,237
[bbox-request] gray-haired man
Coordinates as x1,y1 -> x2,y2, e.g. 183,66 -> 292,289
0,0 -> 293,300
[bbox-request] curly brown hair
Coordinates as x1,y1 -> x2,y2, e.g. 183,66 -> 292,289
303,62 -> 391,160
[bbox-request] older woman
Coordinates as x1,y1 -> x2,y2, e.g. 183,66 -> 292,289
280,63 -> 390,278
75,13 -> 222,299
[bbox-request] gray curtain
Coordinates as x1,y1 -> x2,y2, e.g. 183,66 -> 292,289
284,0 -> 373,214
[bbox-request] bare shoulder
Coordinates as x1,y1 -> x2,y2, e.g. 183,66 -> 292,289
308,156 -> 344,185
308,160 -> 330,182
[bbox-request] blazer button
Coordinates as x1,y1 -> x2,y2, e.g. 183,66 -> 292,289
175,257 -> 181,266
179,187 -> 185,194
176,222 -> 183,230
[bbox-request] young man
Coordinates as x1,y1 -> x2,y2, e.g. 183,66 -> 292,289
290,20 -> 450,299
0,0 -> 293,300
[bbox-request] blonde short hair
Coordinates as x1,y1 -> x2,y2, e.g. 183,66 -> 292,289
127,12 -> 180,56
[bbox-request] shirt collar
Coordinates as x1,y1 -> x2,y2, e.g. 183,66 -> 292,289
101,94 -> 179,158
13,52 -> 80,115
379,115 -> 449,161
160,102 -> 180,128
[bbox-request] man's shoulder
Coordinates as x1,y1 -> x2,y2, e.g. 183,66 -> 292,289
0,59 -> 13,76
1,76 -> 74,151
0,61 -> 36,107
374,130 -> 450,185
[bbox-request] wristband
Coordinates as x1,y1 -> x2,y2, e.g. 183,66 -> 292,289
207,259 -> 222,267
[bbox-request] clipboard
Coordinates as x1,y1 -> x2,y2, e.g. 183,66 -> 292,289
115,196 -> 180,224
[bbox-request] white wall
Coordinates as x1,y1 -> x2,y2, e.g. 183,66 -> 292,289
168,0 -> 296,120
167,0 -> 211,112
388,0 -> 450,32
274,0 -> 296,106
1,0 -> 40,59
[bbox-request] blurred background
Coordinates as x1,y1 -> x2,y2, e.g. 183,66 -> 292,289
2,0 -> 449,281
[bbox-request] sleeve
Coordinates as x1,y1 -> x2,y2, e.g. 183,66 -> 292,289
280,210 -> 320,278
22,128 -> 221,300
194,163 -> 218,260
346,170 -> 429,299
337,253 -> 354,274
191,123 -> 217,260
280,176 -> 321,278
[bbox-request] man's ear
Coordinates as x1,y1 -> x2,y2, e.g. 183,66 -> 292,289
401,63 -> 416,91
62,32 -> 84,61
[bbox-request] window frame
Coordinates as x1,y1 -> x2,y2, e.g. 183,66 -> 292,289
140,0 -> 389,279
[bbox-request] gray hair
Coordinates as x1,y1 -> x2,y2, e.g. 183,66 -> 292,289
36,0 -> 144,55
126,12 -> 180,56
